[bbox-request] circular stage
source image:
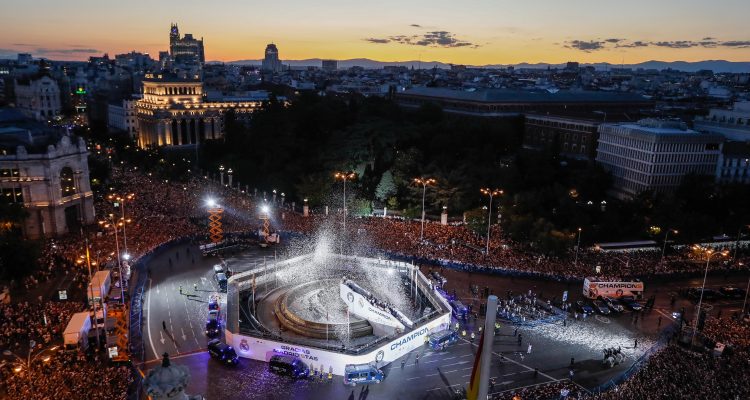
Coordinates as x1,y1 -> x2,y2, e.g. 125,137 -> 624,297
223,251 -> 452,374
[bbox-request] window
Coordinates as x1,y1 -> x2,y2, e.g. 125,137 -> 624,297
0,168 -> 20,179
60,167 -> 76,196
1,187 -> 23,203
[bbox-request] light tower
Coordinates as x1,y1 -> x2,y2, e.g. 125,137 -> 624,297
259,204 -> 271,247
206,198 -> 223,244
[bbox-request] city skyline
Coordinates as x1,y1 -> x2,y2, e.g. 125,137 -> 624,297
1,0 -> 750,65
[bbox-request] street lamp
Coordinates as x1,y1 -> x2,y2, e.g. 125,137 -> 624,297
107,193 -> 134,256
227,168 -> 233,187
413,177 -> 437,242
574,227 -> 582,268
733,224 -> 749,261
219,165 -> 225,185
2,344 -> 59,375
692,247 -> 729,344
480,188 -> 503,255
661,229 -> 678,262
98,214 -> 125,304
334,171 -> 357,233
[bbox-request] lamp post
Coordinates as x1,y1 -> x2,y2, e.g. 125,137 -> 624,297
334,171 -> 356,233
219,165 -> 225,185
574,227 -> 582,269
108,193 -> 134,256
2,344 -> 59,376
692,247 -> 728,344
742,272 -> 750,316
733,225 -> 749,261
480,188 -> 503,255
227,168 -> 233,187
413,177 -> 436,242
98,214 -> 125,305
661,228 -> 678,263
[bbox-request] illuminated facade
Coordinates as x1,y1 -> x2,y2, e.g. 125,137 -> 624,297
135,73 -> 261,148
262,44 -> 282,73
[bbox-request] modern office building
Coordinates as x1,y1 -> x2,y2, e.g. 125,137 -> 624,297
0,108 -> 95,238
596,119 -> 723,199
261,44 -> 282,73
322,59 -> 338,72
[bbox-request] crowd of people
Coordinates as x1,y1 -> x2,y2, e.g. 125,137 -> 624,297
3,158 -> 750,399
491,381 -> 585,400
1,351 -> 133,400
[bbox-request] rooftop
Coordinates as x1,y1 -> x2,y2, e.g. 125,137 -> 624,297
399,87 -> 650,104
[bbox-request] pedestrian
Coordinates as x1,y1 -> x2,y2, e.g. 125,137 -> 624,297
179,285 -> 182,294
513,327 -> 518,336
527,343 -> 532,354
415,354 -> 420,364
470,332 -> 476,343
518,334 -> 522,346
658,316 -> 662,327
569,369 -> 574,382
570,357 -> 575,367
563,319 -> 567,327
162,320 -> 166,330
634,338 -> 638,349
194,283 -> 198,291
401,359 -> 406,368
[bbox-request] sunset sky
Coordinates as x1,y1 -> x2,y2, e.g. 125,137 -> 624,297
1,0 -> 749,64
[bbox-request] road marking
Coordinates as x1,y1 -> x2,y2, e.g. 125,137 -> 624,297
156,284 -> 160,295
443,356 -> 457,360
443,361 -> 470,367
159,329 -> 165,344
181,328 -> 187,341
146,278 -> 158,359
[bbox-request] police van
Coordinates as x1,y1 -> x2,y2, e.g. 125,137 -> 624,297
343,363 -> 384,386
428,329 -> 459,350
268,355 -> 310,379
449,300 -> 468,319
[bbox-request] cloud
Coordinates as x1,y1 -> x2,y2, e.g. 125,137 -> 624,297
652,41 -> 698,48
721,40 -> 750,48
565,40 -> 606,52
565,37 -> 750,51
363,38 -> 391,44
12,43 -> 34,47
410,24 -> 422,28
364,30 -> 479,48
36,47 -> 100,55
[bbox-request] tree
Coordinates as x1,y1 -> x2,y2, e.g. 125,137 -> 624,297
375,170 -> 396,202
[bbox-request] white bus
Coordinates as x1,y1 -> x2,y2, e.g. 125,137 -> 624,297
583,278 -> 644,300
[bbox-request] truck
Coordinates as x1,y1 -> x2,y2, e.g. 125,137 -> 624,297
88,270 -> 111,305
583,277 -> 644,300
63,312 -> 92,351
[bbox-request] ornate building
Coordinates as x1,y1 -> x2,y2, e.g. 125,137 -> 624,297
135,73 -> 261,148
1,108 -> 95,238
169,24 -> 205,65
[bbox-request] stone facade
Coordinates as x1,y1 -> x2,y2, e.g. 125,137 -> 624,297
0,133 -> 95,238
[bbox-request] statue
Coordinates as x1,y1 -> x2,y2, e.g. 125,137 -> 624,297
143,353 -> 203,400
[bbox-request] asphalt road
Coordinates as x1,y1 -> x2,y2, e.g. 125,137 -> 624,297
141,243 -> 750,399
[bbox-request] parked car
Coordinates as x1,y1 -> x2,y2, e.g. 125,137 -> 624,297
576,300 -> 594,314
592,299 -> 611,315
207,339 -> 238,366
719,286 -> 746,299
619,296 -> 643,311
687,288 -> 722,301
206,310 -> 220,337
602,297 -> 625,313
269,355 -> 309,379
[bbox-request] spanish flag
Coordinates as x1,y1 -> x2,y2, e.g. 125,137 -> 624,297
466,332 -> 486,400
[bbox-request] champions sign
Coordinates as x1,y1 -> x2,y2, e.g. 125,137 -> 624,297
583,278 -> 644,299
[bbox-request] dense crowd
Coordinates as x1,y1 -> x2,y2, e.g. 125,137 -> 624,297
702,316 -> 750,349
1,352 -> 133,400
490,381 -> 585,400
0,301 -> 83,350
